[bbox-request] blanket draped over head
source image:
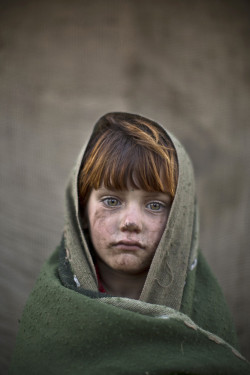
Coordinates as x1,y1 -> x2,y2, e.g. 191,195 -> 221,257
10,113 -> 250,375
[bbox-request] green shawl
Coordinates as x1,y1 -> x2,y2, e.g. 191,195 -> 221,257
10,113 -> 250,374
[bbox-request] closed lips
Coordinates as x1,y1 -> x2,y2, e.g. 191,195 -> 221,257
112,241 -> 145,250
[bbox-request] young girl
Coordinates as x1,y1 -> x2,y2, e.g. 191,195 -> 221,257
10,112 -> 250,374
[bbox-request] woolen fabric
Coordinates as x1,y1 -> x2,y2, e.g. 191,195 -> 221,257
9,113 -> 250,374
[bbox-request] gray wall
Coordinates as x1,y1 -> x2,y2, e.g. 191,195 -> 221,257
0,0 -> 249,372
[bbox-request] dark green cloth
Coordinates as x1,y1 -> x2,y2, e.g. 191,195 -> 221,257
9,113 -> 250,374
9,247 -> 250,374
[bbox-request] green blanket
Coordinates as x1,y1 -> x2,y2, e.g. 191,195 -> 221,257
9,247 -> 249,374
9,113 -> 250,374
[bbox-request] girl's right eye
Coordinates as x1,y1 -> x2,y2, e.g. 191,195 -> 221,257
102,197 -> 121,207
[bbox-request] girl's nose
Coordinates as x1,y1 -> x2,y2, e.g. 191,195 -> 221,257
120,205 -> 142,233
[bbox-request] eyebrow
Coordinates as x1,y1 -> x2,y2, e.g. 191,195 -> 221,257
143,192 -> 172,202
96,187 -> 171,201
96,187 -> 117,193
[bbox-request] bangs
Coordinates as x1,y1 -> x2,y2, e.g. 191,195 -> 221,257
100,144 -> 173,194
98,147 -> 168,192
78,116 -> 178,209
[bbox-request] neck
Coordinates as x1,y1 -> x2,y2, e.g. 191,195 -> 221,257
96,260 -> 148,300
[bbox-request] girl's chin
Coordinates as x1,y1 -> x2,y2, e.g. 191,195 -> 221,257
109,257 -> 150,275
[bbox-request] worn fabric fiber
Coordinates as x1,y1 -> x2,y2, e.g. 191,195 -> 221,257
9,113 -> 250,374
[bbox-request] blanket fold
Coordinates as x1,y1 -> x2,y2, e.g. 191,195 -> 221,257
9,248 -> 250,375
9,113 -> 250,374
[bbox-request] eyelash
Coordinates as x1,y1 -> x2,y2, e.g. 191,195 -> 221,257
146,202 -> 165,211
102,197 -> 121,207
102,198 -> 165,211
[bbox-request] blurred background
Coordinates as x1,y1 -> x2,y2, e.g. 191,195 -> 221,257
0,0 -> 249,372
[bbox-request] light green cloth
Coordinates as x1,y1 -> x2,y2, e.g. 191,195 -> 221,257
10,113 -> 250,374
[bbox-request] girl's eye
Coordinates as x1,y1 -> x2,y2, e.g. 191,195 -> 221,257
147,202 -> 163,211
103,198 -> 121,207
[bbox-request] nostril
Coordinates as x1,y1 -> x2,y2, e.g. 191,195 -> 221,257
120,221 -> 141,233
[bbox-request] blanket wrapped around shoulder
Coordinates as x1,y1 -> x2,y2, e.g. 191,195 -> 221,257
9,113 -> 250,374
9,245 -> 250,375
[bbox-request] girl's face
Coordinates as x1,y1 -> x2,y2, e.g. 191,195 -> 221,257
86,186 -> 171,275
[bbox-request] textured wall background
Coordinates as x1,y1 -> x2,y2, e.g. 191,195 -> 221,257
0,0 -> 249,372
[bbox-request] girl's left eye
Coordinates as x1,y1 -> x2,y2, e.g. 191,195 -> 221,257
103,198 -> 121,207
146,202 -> 164,211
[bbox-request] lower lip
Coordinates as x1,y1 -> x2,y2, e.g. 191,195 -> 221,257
114,244 -> 143,251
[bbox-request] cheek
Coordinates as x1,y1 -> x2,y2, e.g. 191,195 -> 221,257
146,215 -> 168,243
89,209 -> 117,238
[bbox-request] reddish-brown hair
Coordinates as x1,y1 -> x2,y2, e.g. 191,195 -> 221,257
78,113 -> 178,209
